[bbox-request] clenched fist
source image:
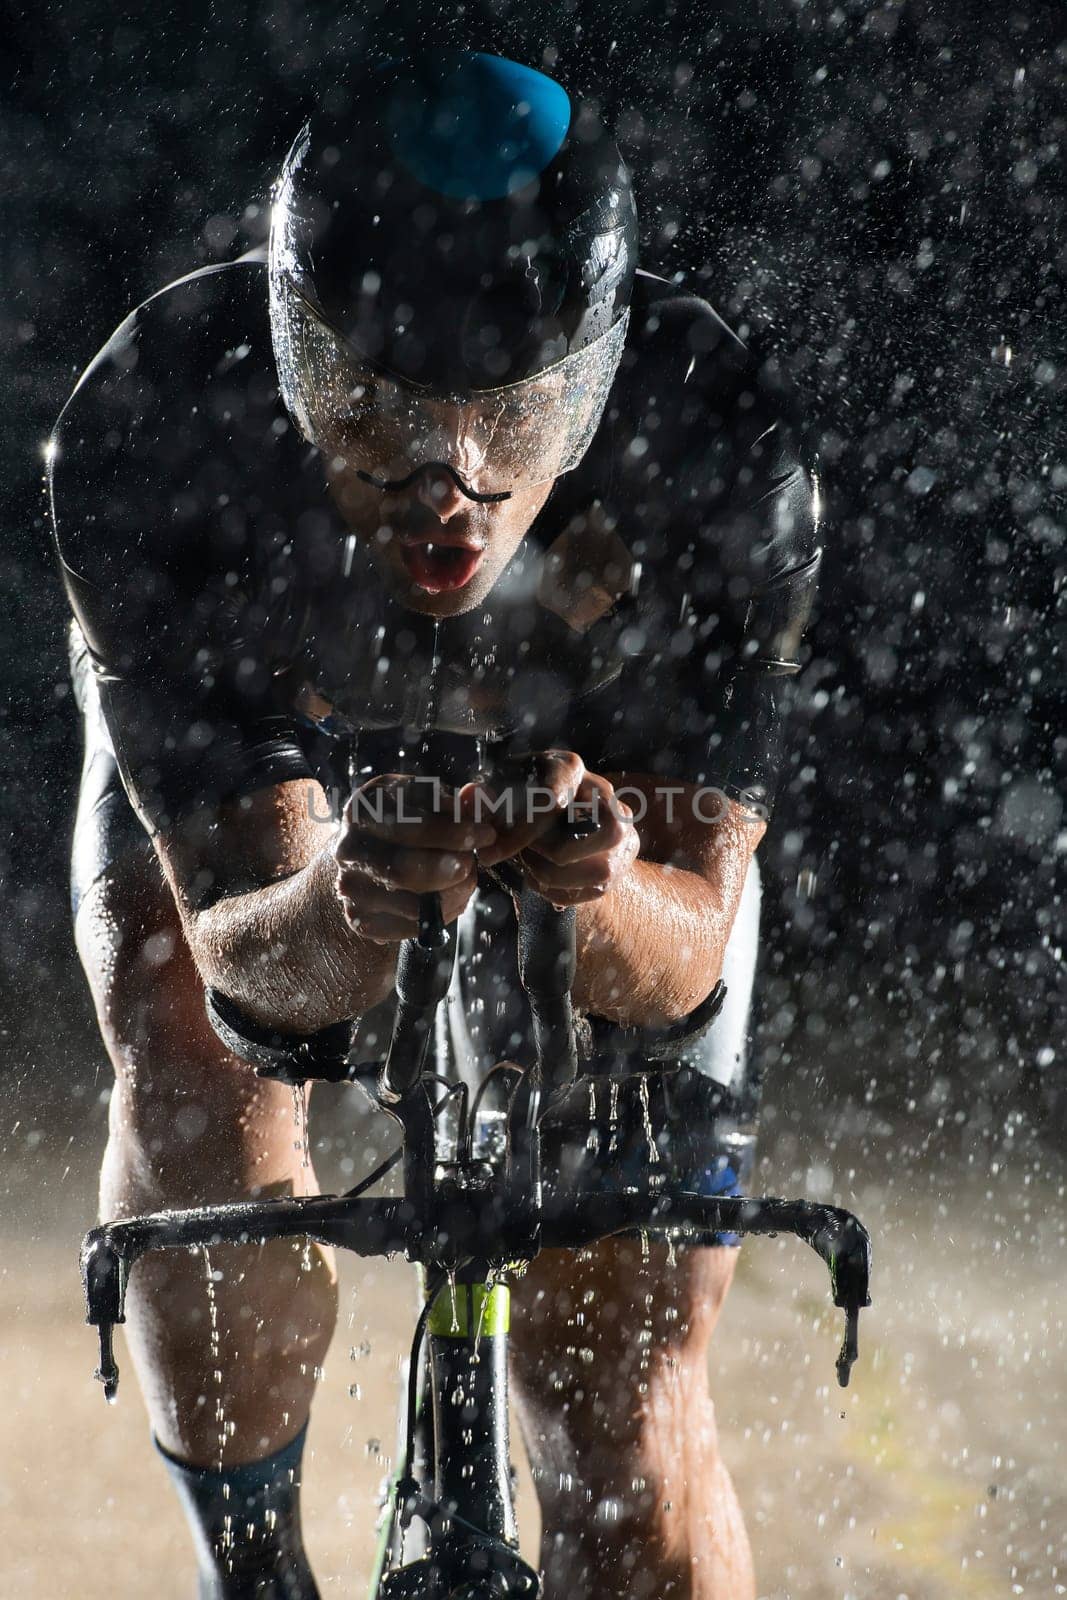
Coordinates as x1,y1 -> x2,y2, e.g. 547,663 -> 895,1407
471,751 -> 641,909
333,774 -> 496,943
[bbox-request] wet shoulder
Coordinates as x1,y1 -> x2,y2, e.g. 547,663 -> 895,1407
612,271 -> 815,572
48,252 -> 305,588
549,271 -> 819,627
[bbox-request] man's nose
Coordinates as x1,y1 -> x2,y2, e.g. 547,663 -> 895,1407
415,467 -> 467,522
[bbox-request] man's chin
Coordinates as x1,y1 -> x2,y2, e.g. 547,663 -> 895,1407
405,579 -> 495,618
382,558 -> 499,617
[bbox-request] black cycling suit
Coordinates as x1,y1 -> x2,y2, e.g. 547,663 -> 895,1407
50,250 -> 821,1235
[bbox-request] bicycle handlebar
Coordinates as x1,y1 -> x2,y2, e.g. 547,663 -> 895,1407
81,752 -> 872,1415
82,1179 -> 871,1401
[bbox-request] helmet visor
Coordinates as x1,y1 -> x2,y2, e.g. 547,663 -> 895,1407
271,278 -> 628,497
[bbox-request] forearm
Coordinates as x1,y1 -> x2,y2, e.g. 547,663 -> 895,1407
188,845 -> 397,1032
572,860 -> 733,1029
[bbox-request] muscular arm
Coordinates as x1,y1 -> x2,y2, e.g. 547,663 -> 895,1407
154,779 -> 397,1033
156,758 -> 761,1040
570,777 -> 765,1030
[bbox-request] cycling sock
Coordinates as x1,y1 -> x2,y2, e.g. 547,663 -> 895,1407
155,1422 -> 321,1600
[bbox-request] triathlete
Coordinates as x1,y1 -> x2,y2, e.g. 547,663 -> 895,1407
49,50 -> 821,1600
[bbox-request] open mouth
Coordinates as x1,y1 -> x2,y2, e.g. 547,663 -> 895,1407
398,541 -> 486,595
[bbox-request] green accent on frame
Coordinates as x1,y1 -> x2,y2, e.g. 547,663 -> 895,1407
428,1280 -> 511,1338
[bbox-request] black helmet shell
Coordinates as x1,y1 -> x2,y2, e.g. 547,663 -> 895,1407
270,51 -> 638,395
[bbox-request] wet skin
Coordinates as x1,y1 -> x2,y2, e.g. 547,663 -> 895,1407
73,433 -> 761,1596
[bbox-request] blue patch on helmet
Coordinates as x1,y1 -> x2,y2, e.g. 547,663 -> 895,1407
386,51 -> 571,201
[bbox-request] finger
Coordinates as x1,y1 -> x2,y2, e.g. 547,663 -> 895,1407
533,801 -> 634,866
536,772 -> 632,858
340,906 -> 419,944
521,805 -> 640,897
520,848 -> 620,892
342,778 -> 498,852
535,748 -> 587,796
519,867 -> 607,908
339,839 -> 478,894
338,809 -> 496,855
475,753 -> 588,866
439,867 -> 478,926
342,870 -> 477,940
337,877 -> 422,922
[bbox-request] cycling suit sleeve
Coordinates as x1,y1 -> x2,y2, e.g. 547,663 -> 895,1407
49,273 -> 314,835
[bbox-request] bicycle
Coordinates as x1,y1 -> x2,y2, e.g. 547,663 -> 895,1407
81,745 -> 872,1599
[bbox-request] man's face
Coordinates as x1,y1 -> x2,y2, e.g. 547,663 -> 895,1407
323,447 -> 555,618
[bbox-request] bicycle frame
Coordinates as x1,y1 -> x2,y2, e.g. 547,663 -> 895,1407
81,857 -> 873,1599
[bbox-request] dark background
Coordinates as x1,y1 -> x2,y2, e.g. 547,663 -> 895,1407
2,0 -> 1064,1152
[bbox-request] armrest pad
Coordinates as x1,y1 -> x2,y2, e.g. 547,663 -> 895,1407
205,987 -> 355,1085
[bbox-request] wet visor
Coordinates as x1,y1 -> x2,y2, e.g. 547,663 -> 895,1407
272,278 -> 628,501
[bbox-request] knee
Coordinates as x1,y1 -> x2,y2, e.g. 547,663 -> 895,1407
512,1243 -> 752,1599
101,1052 -> 303,1213
511,1240 -> 736,1490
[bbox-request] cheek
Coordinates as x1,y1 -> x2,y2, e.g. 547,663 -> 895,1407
325,474 -> 391,540
494,500 -> 546,554
494,532 -> 530,576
